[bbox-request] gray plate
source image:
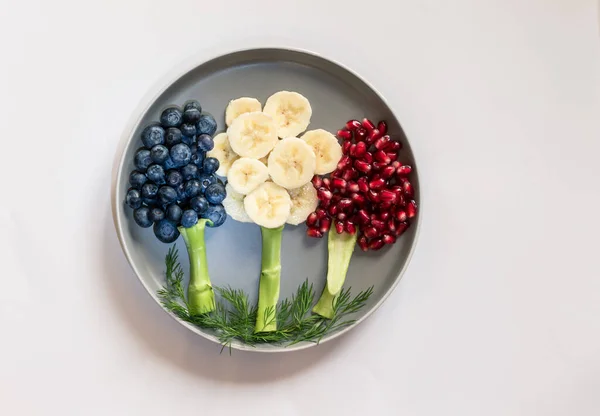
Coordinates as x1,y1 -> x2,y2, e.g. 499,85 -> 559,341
111,48 -> 421,352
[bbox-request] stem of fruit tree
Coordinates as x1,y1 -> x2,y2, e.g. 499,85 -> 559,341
255,226 -> 284,333
179,219 -> 215,315
312,231 -> 357,319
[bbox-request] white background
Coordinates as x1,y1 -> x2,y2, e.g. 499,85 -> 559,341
1,0 -> 599,415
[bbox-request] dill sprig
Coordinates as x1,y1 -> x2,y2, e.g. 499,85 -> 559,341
157,246 -> 374,351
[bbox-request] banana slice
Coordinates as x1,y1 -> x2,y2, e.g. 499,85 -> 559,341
244,182 -> 292,228
286,183 -> 319,225
301,129 -> 342,175
227,112 -> 278,159
223,183 -> 252,223
206,132 -> 239,177
227,157 -> 269,195
267,137 -> 317,189
225,97 -> 262,126
263,91 -> 312,138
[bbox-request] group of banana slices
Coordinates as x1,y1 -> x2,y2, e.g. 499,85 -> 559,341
208,91 -> 342,229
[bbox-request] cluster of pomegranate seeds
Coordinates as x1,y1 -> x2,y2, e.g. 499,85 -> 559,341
306,118 -> 417,251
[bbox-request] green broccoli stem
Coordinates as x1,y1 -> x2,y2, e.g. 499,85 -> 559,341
255,225 -> 284,333
312,231 -> 358,319
179,219 -> 215,315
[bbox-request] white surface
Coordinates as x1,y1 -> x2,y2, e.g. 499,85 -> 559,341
1,0 -> 599,414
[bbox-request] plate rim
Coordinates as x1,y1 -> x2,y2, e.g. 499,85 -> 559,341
111,45 -> 424,353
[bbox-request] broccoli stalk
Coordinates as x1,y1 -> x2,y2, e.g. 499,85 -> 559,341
312,231 -> 357,319
254,225 -> 284,333
179,219 -> 215,315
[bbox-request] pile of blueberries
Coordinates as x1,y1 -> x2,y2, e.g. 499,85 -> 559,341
125,100 -> 227,243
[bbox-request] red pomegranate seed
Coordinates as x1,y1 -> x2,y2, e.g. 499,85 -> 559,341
374,150 -> 391,164
354,159 -> 372,174
311,175 -> 323,188
379,211 -> 390,221
358,236 -> 369,251
332,177 -> 347,190
367,128 -> 382,144
342,141 -> 352,154
396,165 -> 412,176
368,189 -> 380,203
369,177 -> 386,191
395,222 -> 409,236
381,165 -> 396,179
345,221 -> 357,234
357,177 -> 369,193
355,128 -> 367,141
337,129 -> 353,140
380,189 -> 397,203
400,178 -> 414,197
348,143 -> 357,157
354,141 -> 367,157
338,198 -> 353,211
347,181 -> 359,193
306,212 -> 318,227
328,203 -> 338,216
351,192 -> 366,206
341,169 -> 353,182
322,178 -> 331,188
395,209 -> 407,222
307,228 -> 323,238
335,221 -> 344,234
317,187 -> 332,201
319,217 -> 332,233
388,220 -> 397,234
377,120 -> 388,135
362,151 -> 373,164
384,141 -> 401,152
369,238 -> 385,251
337,155 -> 351,170
379,201 -> 393,210
337,212 -> 347,221
407,200 -> 417,218
372,161 -> 387,171
386,152 -> 398,161
364,226 -> 378,239
362,118 -> 375,131
357,209 -> 370,224
371,219 -> 386,230
374,135 -> 391,150
346,120 -> 361,131
391,161 -> 401,169
316,208 -> 327,219
383,234 -> 396,245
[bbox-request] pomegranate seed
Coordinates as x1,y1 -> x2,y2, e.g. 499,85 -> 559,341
374,150 -> 391,164
345,221 -> 357,234
337,155 -> 351,170
400,178 -> 414,197
362,118 -> 375,131
381,165 -> 396,179
383,234 -> 396,245
384,141 -> 401,152
348,144 -> 356,157
322,178 -> 331,188
346,120 -> 361,131
380,189 -> 397,203
372,161 -> 387,171
331,193 -> 341,203
306,212 -> 318,227
379,201 -> 393,210
363,151 -> 373,164
374,135 -> 391,150
396,165 -> 412,176
354,159 -> 372,174
357,209 -> 370,224
319,217 -> 332,233
337,129 -> 353,140
368,189 -> 380,203
311,175 -> 323,188
367,128 -> 382,145
307,228 -> 323,238
354,141 -> 367,157
328,204 -> 338,216
369,238 -> 385,251
377,120 -> 388,135
395,209 -> 407,222
395,222 -> 409,236
386,152 -> 398,161
347,181 -> 359,193
388,220 -> 397,234
391,161 -> 401,169
342,169 -> 354,182
371,219 -> 385,230
364,227 -> 378,239
342,141 -> 352,154
369,177 -> 386,190
379,211 -> 390,221
316,208 -> 327,219
335,221 -> 344,234
337,212 -> 347,221
407,200 -> 417,218
358,236 -> 369,251
351,192 -> 366,206
331,177 -> 347,190
331,169 -> 343,178
317,187 -> 332,201
338,198 -> 353,211
355,128 -> 367,141
357,177 -> 369,193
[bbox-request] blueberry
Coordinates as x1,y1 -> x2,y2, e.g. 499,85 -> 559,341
141,183 -> 159,199
133,207 -> 153,228
149,206 -> 165,223
157,186 -> 178,205
196,113 -> 217,136
141,124 -> 165,148
205,183 -> 226,204
181,209 -> 198,228
181,134 -> 196,146
160,107 -> 183,128
190,196 -> 208,213
197,134 -> 214,152
153,219 -> 180,243
176,183 -> 186,201
184,100 -> 202,113
166,204 -> 183,223
183,107 -> 202,124
166,170 -> 183,187
134,149 -> 153,172
143,197 -> 158,206
146,164 -> 166,185
129,170 -> 147,189
181,123 -> 197,137
181,164 -> 199,180
197,173 -> 216,193
165,127 -> 182,147
192,151 -> 204,167
170,143 -> 192,166
150,145 -> 169,164
203,204 -> 227,227
164,157 -> 177,170
184,179 -> 202,198
202,157 -> 219,174
126,188 -> 142,209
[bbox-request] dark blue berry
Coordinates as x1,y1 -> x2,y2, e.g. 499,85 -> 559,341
170,143 -> 192,166
205,183 -> 226,204
183,107 -> 202,124
160,107 -> 183,128
184,100 -> 202,113
126,188 -> 142,209
146,164 -> 166,185
141,183 -> 159,199
202,157 -> 219,174
164,157 -> 177,170
133,207 -> 153,228
176,183 -> 186,201
141,124 -> 165,148
184,179 -> 202,198
165,127 -> 182,147
157,186 -> 178,205
166,204 -> 183,223
149,207 -> 165,222
134,149 -> 152,172
203,204 -> 227,227
197,134 -> 214,152
196,113 -> 217,136
181,123 -> 197,137
150,145 -> 169,164
190,196 -> 208,213
181,209 -> 198,228
153,219 -> 180,243
143,197 -> 158,206
197,173 -> 216,193
192,151 -> 204,167
181,164 -> 199,180
129,170 -> 147,189
181,134 -> 196,146
166,170 -> 183,187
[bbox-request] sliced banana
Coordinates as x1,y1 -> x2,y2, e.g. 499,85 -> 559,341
207,132 -> 239,177
227,157 -> 269,195
301,129 -> 342,175
267,137 -> 317,189
244,182 -> 292,229
263,91 -> 312,138
227,112 -> 278,159
225,97 -> 262,126
286,183 -> 319,225
223,183 -> 252,223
